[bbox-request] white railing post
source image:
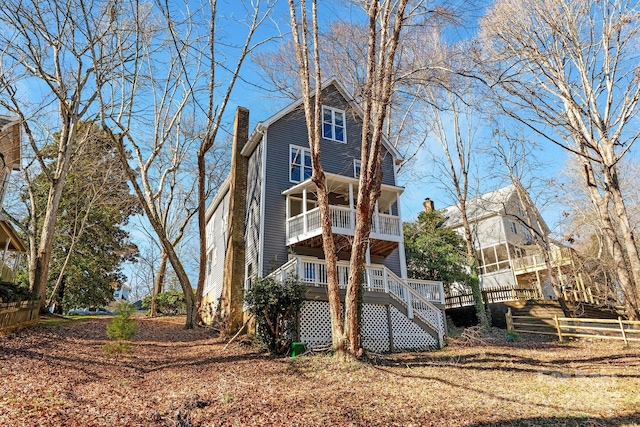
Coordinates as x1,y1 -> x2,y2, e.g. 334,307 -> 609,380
383,267 -> 389,293
406,290 -> 413,318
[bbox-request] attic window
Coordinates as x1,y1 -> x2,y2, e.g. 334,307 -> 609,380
322,106 -> 346,143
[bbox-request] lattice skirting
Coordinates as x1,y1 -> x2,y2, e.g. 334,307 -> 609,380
389,306 -> 438,350
299,301 -> 439,352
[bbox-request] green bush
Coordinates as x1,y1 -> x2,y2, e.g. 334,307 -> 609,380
142,290 -> 187,315
0,281 -> 33,304
105,302 -> 138,354
244,274 -> 306,355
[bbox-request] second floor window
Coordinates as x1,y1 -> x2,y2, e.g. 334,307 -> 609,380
509,221 -> 518,234
353,160 -> 361,177
290,145 -> 312,183
322,106 -> 346,143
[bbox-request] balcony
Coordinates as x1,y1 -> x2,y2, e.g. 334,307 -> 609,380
512,247 -> 574,274
283,173 -> 404,257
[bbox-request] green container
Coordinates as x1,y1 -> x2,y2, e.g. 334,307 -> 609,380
290,342 -> 306,357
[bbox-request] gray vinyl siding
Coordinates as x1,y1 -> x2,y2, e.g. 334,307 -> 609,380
382,249 -> 402,277
260,83 -> 399,275
245,140 -> 263,279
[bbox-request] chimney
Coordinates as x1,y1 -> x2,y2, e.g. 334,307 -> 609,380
423,197 -> 435,213
221,106 -> 249,333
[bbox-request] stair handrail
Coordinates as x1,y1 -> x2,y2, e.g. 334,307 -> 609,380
384,267 -> 444,346
265,258 -> 299,283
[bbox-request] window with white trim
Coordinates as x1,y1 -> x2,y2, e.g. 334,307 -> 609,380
522,227 -> 533,241
353,160 -> 361,177
322,106 -> 346,143
290,145 -> 312,183
509,221 -> 518,234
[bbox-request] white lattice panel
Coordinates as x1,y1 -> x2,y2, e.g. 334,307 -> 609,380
416,308 -> 445,337
361,304 -> 390,352
390,306 -> 438,350
300,301 -> 332,348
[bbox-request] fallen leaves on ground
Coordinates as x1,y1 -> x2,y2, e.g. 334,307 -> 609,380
1,316 -> 639,426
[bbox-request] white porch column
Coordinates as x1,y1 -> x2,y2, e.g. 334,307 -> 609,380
365,243 -> 371,265
285,195 -> 291,240
302,188 -> 307,234
374,201 -> 380,234
2,239 -> 9,264
395,192 -> 408,279
348,183 -> 355,230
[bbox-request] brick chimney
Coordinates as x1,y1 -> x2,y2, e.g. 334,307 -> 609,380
221,107 -> 249,333
423,197 -> 434,213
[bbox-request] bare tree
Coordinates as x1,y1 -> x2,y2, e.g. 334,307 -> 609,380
415,61 -> 491,328
288,0 -> 412,357
480,0 -> 640,318
0,0 -> 122,310
490,129 -> 573,315
96,1 -> 274,328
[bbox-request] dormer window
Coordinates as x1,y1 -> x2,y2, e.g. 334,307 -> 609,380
322,106 -> 346,143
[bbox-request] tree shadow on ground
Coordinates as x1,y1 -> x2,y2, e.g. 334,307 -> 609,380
466,414 -> 640,426
372,347 -> 640,379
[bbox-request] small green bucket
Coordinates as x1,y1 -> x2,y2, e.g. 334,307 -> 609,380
290,342 -> 306,357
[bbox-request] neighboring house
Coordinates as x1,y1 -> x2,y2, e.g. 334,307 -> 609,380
113,284 -> 131,301
442,185 -> 575,300
0,116 -> 26,283
202,79 -> 446,351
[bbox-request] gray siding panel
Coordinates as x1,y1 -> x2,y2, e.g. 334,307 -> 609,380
382,249 -> 402,277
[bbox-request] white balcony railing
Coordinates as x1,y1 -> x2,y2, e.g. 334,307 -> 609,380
512,247 -> 573,273
286,205 -> 401,244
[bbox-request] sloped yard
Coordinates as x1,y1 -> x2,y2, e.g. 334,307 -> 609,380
1,316 -> 639,426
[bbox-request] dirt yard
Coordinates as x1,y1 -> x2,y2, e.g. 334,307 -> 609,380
1,315 -> 639,426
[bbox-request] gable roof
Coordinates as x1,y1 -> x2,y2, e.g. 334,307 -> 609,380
240,78 -> 403,164
0,115 -> 19,131
442,185 -> 516,228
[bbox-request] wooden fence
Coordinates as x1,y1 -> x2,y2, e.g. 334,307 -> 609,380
445,286 -> 541,309
0,300 -> 40,332
506,307 -> 640,345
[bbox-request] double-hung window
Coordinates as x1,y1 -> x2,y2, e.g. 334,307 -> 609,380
322,106 -> 346,143
509,221 -> 518,234
290,145 -> 312,183
353,160 -> 361,177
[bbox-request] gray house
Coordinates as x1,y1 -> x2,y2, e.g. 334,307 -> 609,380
202,80 -> 446,351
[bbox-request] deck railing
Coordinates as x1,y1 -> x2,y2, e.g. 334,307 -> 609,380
407,279 -> 446,305
267,257 -> 445,347
445,286 -> 542,308
286,205 -> 401,243
512,248 -> 573,273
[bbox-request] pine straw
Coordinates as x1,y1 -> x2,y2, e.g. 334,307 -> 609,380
1,316 -> 639,426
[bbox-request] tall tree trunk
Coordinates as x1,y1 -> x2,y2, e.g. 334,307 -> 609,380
458,200 -> 490,329
151,250 -> 168,317
112,132 -> 197,329
602,162 -> 640,318
32,121 -> 75,311
580,157 -> 639,319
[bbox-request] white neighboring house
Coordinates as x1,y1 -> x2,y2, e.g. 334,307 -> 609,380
442,185 -> 574,300
113,284 -> 131,301
201,80 -> 447,351
0,116 -> 27,283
